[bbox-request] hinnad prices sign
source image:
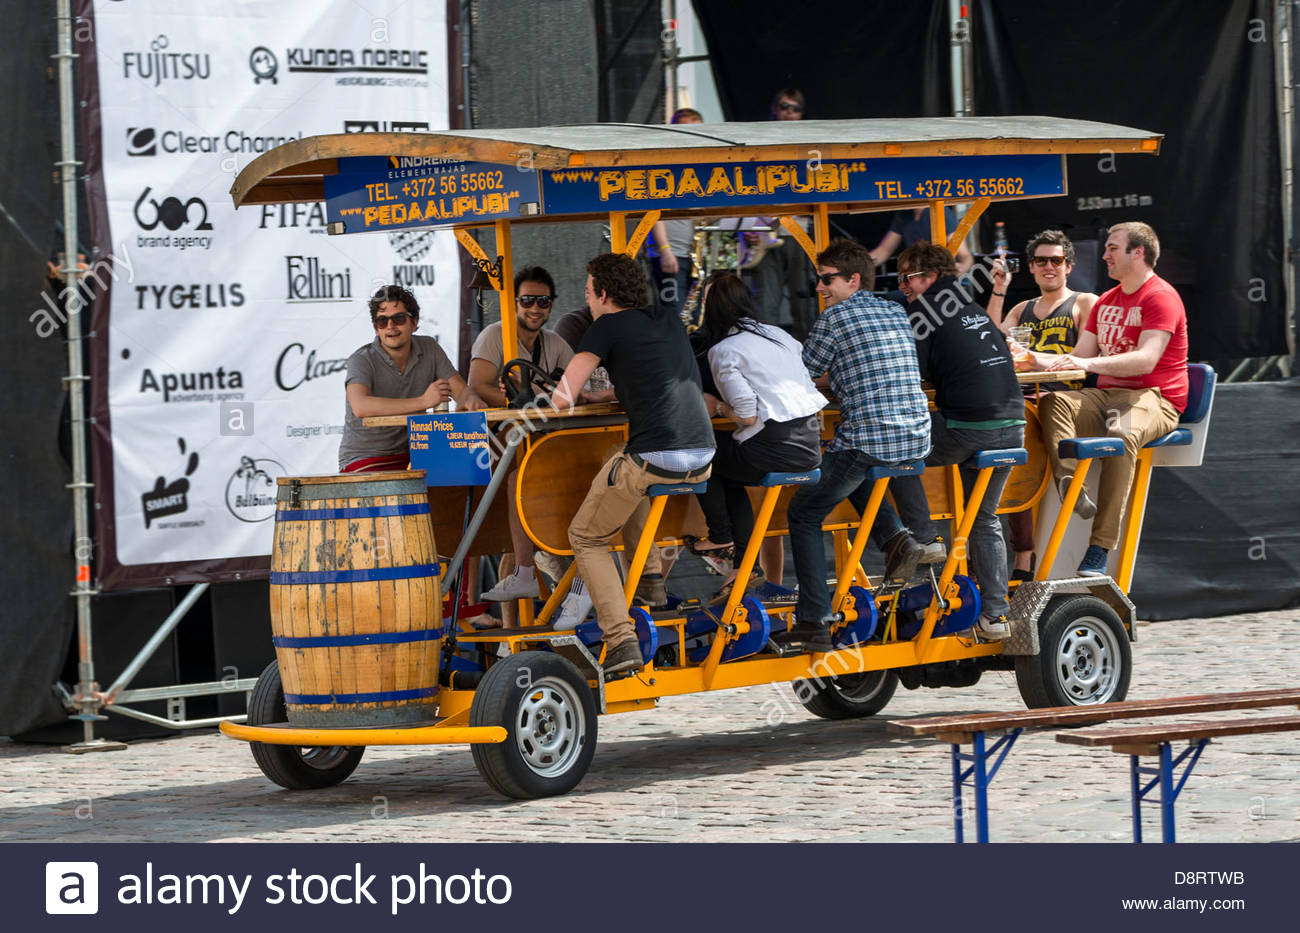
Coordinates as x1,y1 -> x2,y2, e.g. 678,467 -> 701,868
81,0 -> 456,588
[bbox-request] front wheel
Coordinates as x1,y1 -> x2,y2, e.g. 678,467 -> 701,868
795,669 -> 900,720
246,660 -> 365,789
470,651 -> 597,799
1015,595 -> 1131,708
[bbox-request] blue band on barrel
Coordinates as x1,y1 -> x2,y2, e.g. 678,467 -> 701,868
275,503 -> 430,521
269,563 -> 440,585
273,629 -> 442,648
283,686 -> 440,705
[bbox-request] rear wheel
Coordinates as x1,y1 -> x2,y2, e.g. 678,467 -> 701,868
795,670 -> 899,720
470,651 -> 597,799
1015,595 -> 1131,708
246,661 -> 365,789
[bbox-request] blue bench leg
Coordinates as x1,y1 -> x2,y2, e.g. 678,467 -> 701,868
973,731 -> 991,844
1129,739 -> 1210,844
1159,743 -> 1176,844
1130,756 -> 1143,844
951,744 -> 964,843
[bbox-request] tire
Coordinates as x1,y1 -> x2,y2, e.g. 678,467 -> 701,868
1015,595 -> 1132,708
470,651 -> 598,799
246,660 -> 365,790
794,669 -> 900,720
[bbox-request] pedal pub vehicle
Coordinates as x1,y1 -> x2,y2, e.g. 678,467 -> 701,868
220,118 -> 1216,798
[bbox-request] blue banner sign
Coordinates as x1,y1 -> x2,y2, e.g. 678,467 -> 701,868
324,156 -> 541,233
407,412 -> 492,486
540,154 -> 1064,214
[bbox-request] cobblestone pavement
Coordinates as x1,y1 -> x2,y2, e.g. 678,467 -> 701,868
2,609 -> 1297,844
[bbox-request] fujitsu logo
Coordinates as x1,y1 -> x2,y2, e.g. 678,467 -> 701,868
123,36 -> 211,86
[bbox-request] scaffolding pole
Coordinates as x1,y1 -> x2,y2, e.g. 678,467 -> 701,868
55,0 -> 118,753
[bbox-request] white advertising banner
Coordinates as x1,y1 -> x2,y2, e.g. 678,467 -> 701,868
85,0 -> 455,586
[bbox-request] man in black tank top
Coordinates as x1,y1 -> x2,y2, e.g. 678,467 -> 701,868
984,230 -> 1098,578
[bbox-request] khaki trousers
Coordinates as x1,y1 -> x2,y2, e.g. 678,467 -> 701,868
568,452 -> 708,644
1039,387 -> 1179,549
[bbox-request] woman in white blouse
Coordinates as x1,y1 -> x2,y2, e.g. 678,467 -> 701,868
687,272 -> 826,595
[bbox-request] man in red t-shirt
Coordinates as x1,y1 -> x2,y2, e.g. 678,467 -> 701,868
1034,222 -> 1188,576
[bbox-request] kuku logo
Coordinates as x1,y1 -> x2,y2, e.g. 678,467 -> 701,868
389,230 -> 437,288
134,187 -> 213,232
225,456 -> 285,522
249,46 -> 278,84
142,437 -> 198,528
123,35 -> 211,86
126,126 -> 157,156
45,862 -> 99,915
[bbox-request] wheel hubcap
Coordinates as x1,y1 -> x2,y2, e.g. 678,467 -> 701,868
298,746 -> 352,770
515,677 -> 586,777
1054,616 -> 1121,704
834,671 -> 887,703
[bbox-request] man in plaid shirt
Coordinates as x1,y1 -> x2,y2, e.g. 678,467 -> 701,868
784,238 -> 941,651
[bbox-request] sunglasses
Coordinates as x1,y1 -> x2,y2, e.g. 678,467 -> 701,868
900,270 -> 929,280
374,311 -> 412,327
1031,255 -> 1067,267
777,101 -> 804,113
517,295 -> 554,309
816,272 -> 848,286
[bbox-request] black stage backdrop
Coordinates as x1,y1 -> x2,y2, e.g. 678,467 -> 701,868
972,0 -> 1285,361
694,0 -> 1287,360
0,7 -> 79,734
1132,379 -> 1300,618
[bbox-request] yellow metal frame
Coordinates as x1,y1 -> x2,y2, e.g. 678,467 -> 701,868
220,720 -> 506,746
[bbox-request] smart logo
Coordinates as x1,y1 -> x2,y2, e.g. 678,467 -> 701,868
46,861 -> 99,915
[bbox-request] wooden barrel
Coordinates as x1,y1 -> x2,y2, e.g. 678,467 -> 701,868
269,470 -> 442,727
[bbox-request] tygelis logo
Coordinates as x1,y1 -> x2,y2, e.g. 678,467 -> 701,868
225,456 -> 285,523
46,862 -> 98,915
126,126 -> 157,156
249,46 -> 278,84
142,437 -> 198,528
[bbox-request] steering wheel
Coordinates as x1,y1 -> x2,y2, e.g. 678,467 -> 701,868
499,357 -> 561,409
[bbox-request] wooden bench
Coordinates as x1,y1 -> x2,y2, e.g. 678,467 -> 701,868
885,687 -> 1300,842
1057,713 -> 1300,843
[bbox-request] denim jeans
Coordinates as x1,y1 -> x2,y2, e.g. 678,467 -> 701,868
924,414 -> 1024,618
651,255 -> 693,318
787,448 -> 933,624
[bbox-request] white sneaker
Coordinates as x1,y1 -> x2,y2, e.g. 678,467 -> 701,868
554,588 -> 594,631
974,614 -> 1011,640
481,568 -> 539,601
533,550 -> 568,586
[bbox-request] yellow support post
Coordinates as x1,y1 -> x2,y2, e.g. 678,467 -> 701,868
624,210 -> 661,257
623,496 -> 668,606
947,196 -> 989,255
535,560 -> 578,628
929,199 -> 947,243
779,215 -> 817,265
814,204 -> 830,315
830,477 -> 890,618
1115,452 -> 1155,593
1035,463 -> 1094,581
609,211 -> 628,254
495,218 -> 516,361
916,466 -> 994,660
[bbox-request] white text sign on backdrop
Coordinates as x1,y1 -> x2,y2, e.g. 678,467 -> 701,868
87,0 -> 454,586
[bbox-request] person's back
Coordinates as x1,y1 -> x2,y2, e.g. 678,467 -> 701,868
707,321 -> 825,440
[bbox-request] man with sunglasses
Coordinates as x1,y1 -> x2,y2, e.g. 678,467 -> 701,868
770,87 -> 805,120
339,284 -> 484,472
783,238 -> 938,652
467,266 -> 574,408
1031,222 -> 1188,578
896,240 -> 1024,640
985,230 -> 1098,580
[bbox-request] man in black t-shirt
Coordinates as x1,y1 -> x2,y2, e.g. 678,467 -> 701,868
899,241 -> 1024,639
553,253 -> 715,675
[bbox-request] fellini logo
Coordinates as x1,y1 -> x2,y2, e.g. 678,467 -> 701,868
225,456 -> 285,522
142,437 -> 198,529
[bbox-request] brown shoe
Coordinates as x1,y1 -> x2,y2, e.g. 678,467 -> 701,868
603,639 -> 644,675
633,573 -> 668,609
882,531 -> 924,584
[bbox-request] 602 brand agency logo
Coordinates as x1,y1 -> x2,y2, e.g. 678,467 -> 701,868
142,437 -> 202,529
123,35 -> 211,86
134,187 -> 214,252
225,456 -> 285,523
